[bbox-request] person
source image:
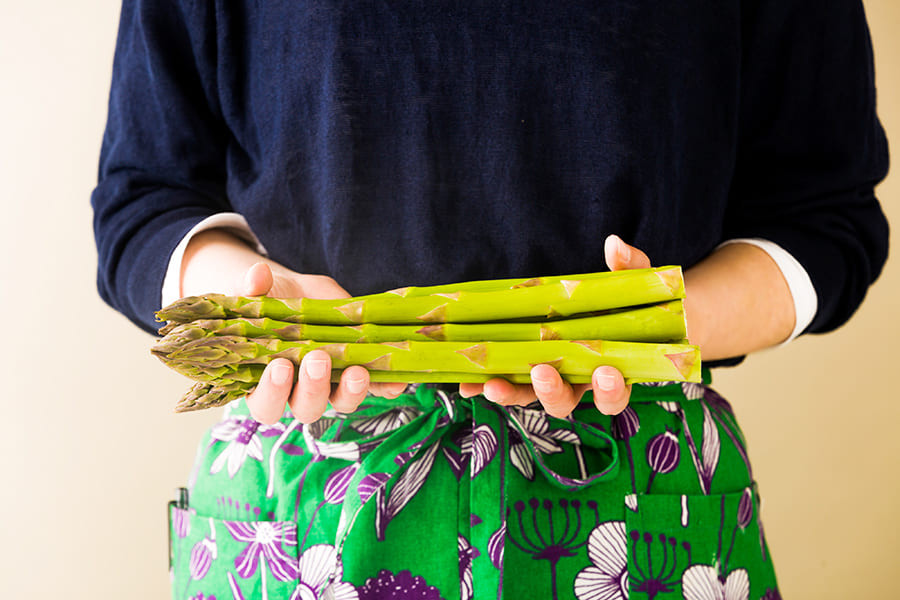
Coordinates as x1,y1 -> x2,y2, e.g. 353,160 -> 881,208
92,1 -> 889,599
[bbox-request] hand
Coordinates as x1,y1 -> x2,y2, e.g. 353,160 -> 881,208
179,230 -> 405,425
458,234 -> 651,417
239,263 -> 407,424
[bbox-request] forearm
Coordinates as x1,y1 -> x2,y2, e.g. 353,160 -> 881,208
684,242 -> 796,361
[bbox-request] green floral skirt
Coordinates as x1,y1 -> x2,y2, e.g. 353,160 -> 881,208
169,373 -> 780,600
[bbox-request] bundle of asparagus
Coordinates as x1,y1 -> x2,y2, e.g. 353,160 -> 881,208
153,267 -> 701,412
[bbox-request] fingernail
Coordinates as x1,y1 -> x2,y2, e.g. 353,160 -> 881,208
616,237 -> 631,262
595,373 -> 617,392
346,377 -> 366,394
306,358 -> 329,380
271,363 -> 292,386
532,375 -> 553,394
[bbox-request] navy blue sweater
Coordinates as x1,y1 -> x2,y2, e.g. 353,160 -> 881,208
93,0 -> 889,336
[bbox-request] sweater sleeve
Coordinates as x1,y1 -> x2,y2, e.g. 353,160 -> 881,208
91,0 -> 230,334
724,0 -> 889,334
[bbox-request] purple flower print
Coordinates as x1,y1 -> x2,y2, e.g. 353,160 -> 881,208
224,520 -> 299,582
680,382 -> 706,401
189,594 -> 216,600
209,417 -> 275,478
324,463 -> 360,505
737,488 -> 753,530
376,443 -> 440,541
356,570 -> 445,600
573,521 -> 628,600
760,588 -> 782,600
508,498 -> 599,600
682,495 -> 751,600
349,406 -> 421,436
656,399 -> 719,494
173,507 -> 193,539
298,463 -> 362,548
458,535 -> 479,600
357,472 -> 391,504
470,424 -> 499,478
189,537 -> 216,580
488,524 -> 506,569
645,427 -> 681,493
629,531 -> 691,599
290,544 -> 359,600
613,406 -> 641,493
506,406 -> 580,481
697,403 -> 721,491
303,425 -> 361,462
611,406 -> 640,440
686,383 -> 752,485
682,565 -> 749,600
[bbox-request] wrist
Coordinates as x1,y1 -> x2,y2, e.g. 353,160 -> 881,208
683,243 -> 795,361
180,229 -> 267,297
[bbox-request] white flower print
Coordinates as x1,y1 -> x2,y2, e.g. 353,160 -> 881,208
682,565 -> 749,600
458,535 -> 477,600
574,521 -> 629,600
290,544 -> 359,600
506,406 -> 580,480
210,417 -> 284,478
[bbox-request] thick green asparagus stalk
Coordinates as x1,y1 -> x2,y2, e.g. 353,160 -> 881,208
156,300 -> 687,346
158,268 -> 661,326
156,266 -> 684,326
154,335 -> 701,385
173,360 -> 705,412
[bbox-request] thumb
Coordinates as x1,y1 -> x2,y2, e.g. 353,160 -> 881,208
237,262 -> 275,296
604,235 -> 652,271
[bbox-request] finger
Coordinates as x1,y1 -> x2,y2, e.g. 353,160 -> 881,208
458,383 -> 484,398
368,381 -> 408,399
298,274 -> 353,300
483,378 -> 537,407
530,364 -> 581,419
288,350 -> 333,423
329,365 -> 370,414
591,366 -> 631,415
238,262 -> 275,296
604,234 -> 652,271
245,358 -> 294,424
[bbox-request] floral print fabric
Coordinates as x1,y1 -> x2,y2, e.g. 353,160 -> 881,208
169,374 -> 779,599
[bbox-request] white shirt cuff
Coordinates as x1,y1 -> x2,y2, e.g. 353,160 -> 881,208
717,238 -> 818,344
161,213 -> 268,308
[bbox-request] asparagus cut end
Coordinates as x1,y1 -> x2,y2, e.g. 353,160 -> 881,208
656,267 -> 685,297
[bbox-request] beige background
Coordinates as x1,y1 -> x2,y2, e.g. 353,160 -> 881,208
0,1 -> 896,597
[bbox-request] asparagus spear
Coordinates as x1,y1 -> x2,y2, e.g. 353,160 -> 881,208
169,347 -> 700,413
156,300 -> 687,345
156,267 -> 684,326
154,336 -> 701,384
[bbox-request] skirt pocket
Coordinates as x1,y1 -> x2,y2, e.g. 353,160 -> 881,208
169,503 -> 300,600
623,487 -> 779,599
